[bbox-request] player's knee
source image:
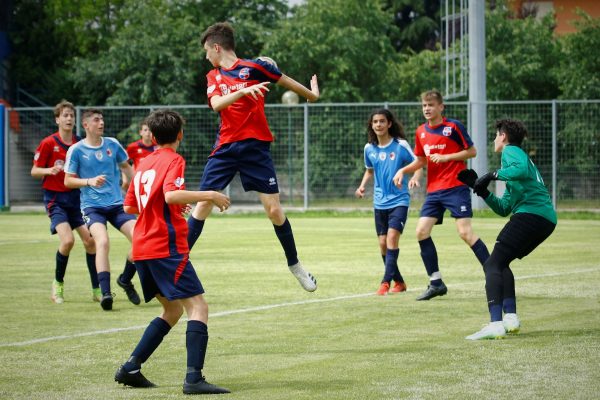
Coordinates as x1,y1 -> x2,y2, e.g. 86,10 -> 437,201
415,227 -> 429,241
60,237 -> 75,252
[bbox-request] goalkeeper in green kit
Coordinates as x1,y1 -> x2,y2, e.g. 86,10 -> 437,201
457,119 -> 557,340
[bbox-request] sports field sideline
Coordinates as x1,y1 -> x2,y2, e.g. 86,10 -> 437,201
0,213 -> 598,399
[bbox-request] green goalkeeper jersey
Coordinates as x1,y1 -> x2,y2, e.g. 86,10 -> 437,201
484,144 -> 557,224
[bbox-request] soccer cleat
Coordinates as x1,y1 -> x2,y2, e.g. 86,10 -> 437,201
415,282 -> 448,301
503,313 -> 521,334
115,365 -> 156,388
183,377 -> 230,395
100,293 -> 114,311
51,280 -> 64,304
288,262 -> 317,292
376,282 -> 390,296
117,275 -> 141,305
92,287 -> 102,302
466,321 -> 507,340
390,281 -> 407,293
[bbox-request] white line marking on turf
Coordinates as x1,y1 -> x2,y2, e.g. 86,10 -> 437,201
2,267 -> 598,348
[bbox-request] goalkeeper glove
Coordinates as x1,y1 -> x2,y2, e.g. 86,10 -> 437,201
457,169 -> 478,188
473,171 -> 498,198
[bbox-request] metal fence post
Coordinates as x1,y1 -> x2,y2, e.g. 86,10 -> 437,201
303,102 -> 309,210
0,105 -> 5,208
552,100 -> 557,208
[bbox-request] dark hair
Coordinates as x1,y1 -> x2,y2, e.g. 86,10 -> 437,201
81,108 -> 103,121
54,100 -> 75,118
201,22 -> 235,51
420,89 -> 444,104
496,118 -> 528,146
145,109 -> 185,145
366,109 -> 406,144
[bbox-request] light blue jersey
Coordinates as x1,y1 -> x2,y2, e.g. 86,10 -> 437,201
364,138 -> 415,210
64,137 -> 128,209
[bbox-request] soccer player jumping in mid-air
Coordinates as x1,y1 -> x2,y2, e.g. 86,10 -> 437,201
187,22 -> 320,292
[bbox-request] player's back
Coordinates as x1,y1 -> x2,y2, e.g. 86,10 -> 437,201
126,148 -> 189,260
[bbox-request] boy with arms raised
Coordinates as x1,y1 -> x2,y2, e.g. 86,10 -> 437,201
31,100 -> 99,303
187,22 -> 319,292
64,109 -> 140,310
115,109 -> 230,394
393,90 -> 490,300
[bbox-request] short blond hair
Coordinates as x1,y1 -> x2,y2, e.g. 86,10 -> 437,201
54,100 -> 75,118
420,90 -> 444,104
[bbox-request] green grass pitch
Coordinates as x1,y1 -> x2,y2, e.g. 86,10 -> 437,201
0,212 -> 599,399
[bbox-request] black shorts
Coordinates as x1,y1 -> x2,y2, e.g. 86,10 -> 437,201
495,213 -> 556,259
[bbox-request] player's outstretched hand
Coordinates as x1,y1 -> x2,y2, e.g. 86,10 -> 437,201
211,192 -> 231,212
89,175 -> 107,188
408,176 -> 420,190
457,169 -> 478,188
242,82 -> 270,100
473,171 -> 497,198
310,75 -> 320,101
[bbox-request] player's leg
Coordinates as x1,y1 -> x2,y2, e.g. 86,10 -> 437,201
74,224 -> 100,301
260,192 -> 317,292
188,147 -> 237,250
415,213 -> 448,300
446,186 -> 490,266
387,206 -> 408,293
181,294 -> 230,395
373,208 -> 391,295
115,217 -> 140,305
51,222 -> 75,304
87,213 -> 113,310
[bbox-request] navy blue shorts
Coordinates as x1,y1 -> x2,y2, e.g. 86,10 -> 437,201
43,190 -> 85,234
82,204 -> 135,230
374,205 -> 408,236
135,254 -> 204,303
420,185 -> 473,224
200,139 -> 279,194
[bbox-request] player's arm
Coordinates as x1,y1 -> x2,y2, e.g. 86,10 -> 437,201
123,205 -> 139,215
119,161 -> 134,189
355,169 -> 374,198
210,82 -> 271,112
429,145 -> 477,163
277,74 -> 320,103
165,190 -> 231,212
31,165 -> 61,179
393,156 -> 426,188
409,167 -> 424,189
64,173 -> 106,189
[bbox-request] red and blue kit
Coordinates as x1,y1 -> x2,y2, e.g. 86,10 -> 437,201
126,139 -> 156,170
206,58 -> 282,151
33,132 -> 80,192
124,148 -> 189,260
414,117 -> 474,193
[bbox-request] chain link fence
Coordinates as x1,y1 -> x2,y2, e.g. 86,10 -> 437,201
5,100 -> 600,210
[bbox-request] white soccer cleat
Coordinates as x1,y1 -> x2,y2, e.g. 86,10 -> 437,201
465,321 -> 506,340
503,313 -> 521,334
288,262 -> 317,292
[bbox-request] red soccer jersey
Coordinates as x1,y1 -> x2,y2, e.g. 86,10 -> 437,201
206,58 -> 282,151
126,139 -> 156,169
33,132 -> 80,192
414,117 -> 474,193
124,148 -> 189,260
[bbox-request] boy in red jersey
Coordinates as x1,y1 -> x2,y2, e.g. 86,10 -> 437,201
393,90 -> 490,300
116,110 -> 230,394
31,100 -> 99,304
126,121 -> 156,170
187,22 -> 319,292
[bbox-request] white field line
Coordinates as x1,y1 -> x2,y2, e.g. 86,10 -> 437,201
2,267 -> 598,348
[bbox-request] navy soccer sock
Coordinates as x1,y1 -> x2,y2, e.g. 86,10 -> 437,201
419,238 -> 441,285
120,260 -> 136,283
502,266 -> 516,313
187,216 -> 205,250
55,251 -> 69,283
86,253 -> 99,288
186,320 -> 209,384
123,317 -> 172,372
98,271 -> 111,296
381,254 -> 386,265
385,248 -> 403,283
471,238 -> 490,267
273,218 -> 299,266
